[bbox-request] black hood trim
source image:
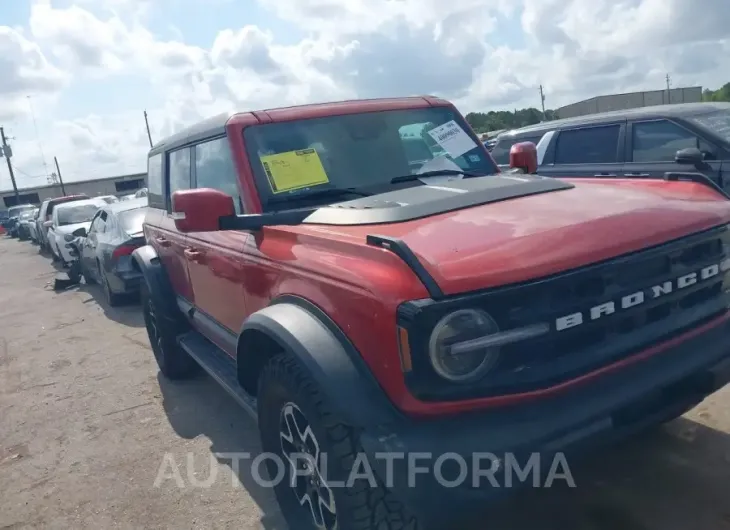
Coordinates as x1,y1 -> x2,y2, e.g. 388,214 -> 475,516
300,175 -> 574,226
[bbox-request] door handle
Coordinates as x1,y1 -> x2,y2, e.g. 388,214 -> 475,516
184,248 -> 205,262
623,173 -> 650,177
594,173 -> 617,177
154,236 -> 171,247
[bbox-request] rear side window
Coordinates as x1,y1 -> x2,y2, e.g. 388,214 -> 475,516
118,208 -> 148,235
147,154 -> 163,208
490,134 -> 544,165
555,125 -> 621,164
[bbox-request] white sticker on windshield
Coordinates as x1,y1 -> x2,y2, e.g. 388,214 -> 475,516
427,120 -> 478,158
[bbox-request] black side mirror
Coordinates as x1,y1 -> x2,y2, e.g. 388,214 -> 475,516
675,147 -> 704,165
72,227 -> 87,237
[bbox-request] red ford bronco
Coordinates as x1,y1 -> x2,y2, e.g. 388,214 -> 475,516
134,96 -> 730,530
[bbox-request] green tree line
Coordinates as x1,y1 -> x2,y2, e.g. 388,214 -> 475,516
703,82 -> 730,102
466,82 -> 730,135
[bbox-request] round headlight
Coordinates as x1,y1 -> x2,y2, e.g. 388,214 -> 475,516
428,309 -> 500,383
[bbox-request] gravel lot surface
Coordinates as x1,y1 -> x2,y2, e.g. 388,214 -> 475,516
1,235 -> 730,530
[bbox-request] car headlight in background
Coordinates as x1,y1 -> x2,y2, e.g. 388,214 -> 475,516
428,308 -> 551,384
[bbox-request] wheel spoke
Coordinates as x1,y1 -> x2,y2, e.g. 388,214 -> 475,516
317,482 -> 336,521
279,402 -> 337,529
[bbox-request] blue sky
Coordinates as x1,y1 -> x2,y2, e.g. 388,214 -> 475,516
0,0 -> 728,192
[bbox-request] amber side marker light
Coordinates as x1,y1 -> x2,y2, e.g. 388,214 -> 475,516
397,326 -> 413,373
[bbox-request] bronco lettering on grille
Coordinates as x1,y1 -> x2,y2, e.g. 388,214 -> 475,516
555,258 -> 730,331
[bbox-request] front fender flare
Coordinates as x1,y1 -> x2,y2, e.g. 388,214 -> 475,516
131,245 -> 180,317
240,300 -> 402,429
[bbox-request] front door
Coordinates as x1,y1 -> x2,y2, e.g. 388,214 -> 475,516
624,119 -> 724,188
183,136 -> 249,355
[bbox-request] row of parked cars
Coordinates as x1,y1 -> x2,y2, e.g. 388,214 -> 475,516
2,188 -> 149,306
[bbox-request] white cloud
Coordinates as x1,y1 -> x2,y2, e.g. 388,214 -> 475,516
0,25 -> 67,121
0,0 -> 729,190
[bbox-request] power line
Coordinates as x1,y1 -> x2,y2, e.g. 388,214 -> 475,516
11,165 -> 45,180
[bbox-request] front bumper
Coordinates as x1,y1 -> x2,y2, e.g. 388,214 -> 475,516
359,314 -> 730,524
59,241 -> 77,263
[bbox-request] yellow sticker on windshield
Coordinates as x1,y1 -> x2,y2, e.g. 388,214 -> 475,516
260,148 -> 330,194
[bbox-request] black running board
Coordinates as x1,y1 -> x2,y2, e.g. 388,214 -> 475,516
177,331 -> 258,420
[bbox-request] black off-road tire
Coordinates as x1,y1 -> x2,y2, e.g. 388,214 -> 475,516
141,281 -> 198,380
258,354 -> 421,530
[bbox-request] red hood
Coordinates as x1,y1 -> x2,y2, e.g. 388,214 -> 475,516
295,179 -> 730,296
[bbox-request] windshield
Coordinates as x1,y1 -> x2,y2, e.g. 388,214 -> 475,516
57,204 -> 102,225
243,106 -> 497,211
19,211 -> 34,221
118,207 -> 147,235
690,110 -> 730,144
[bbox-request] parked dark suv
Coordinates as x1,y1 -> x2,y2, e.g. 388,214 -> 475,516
490,102 -> 730,190
133,96 -> 730,530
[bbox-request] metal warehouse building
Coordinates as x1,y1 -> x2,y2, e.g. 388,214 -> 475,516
556,86 -> 703,119
0,172 -> 147,212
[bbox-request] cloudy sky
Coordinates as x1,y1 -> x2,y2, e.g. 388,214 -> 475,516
0,0 -> 728,191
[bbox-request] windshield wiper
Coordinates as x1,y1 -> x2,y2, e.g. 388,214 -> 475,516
390,169 -> 484,184
269,187 -> 372,204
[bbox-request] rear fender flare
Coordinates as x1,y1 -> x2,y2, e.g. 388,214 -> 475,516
238,297 -> 402,429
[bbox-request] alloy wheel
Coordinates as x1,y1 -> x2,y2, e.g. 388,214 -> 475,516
279,402 -> 337,530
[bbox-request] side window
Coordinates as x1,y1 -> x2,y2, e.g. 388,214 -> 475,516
147,153 -> 163,206
104,212 -> 115,233
96,211 -> 108,233
168,148 -> 192,208
194,137 -> 242,213
631,120 -> 710,162
88,212 -> 102,234
555,125 -> 621,164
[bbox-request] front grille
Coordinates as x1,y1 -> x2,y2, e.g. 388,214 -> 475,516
402,225 -> 730,401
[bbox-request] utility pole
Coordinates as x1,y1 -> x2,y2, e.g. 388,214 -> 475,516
539,85 -> 547,120
0,127 -> 20,203
665,73 -> 672,104
143,110 -> 153,148
53,156 -> 67,196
